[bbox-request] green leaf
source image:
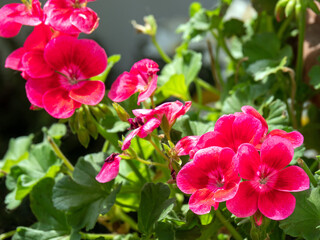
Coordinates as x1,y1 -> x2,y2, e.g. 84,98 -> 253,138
264,99 -> 288,130
198,210 -> 214,225
309,65 -> 320,90
0,135 -> 33,176
47,123 -> 67,140
247,57 -> 287,81
279,187 -> 320,240
222,18 -> 245,38
157,74 -> 189,101
174,115 -> 214,138
155,222 -> 175,240
13,178 -> 70,240
91,54 -> 121,82
138,182 -> 176,235
52,156 -> 119,231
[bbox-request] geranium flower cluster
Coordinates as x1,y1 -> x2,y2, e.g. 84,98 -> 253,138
1,0 -> 106,118
176,106 -> 310,221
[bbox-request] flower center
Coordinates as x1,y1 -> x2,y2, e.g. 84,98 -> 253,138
73,0 -> 87,8
128,117 -> 144,130
105,153 -> 120,163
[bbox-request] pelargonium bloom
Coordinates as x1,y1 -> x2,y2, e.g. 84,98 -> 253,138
226,136 -> 309,220
25,35 -> 107,118
122,101 -> 191,150
0,0 -> 43,38
43,0 -> 99,34
176,147 -> 240,215
96,153 -> 121,183
108,59 -> 159,105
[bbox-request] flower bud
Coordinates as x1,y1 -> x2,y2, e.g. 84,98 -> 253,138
285,0 -> 296,17
77,128 -> 90,148
131,15 -> 157,37
112,103 -> 130,122
90,106 -> 105,120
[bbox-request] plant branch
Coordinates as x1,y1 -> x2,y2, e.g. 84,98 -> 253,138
47,136 -> 74,173
216,209 -> 243,240
206,39 -> 223,90
151,35 -> 171,63
80,232 -> 116,240
136,156 -> 167,168
0,230 -> 16,240
148,138 -> 170,163
297,158 -> 318,187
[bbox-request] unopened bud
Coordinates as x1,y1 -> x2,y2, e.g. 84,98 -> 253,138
90,106 -> 105,120
77,128 -> 90,148
131,15 -> 157,37
113,103 -> 130,122
98,103 -> 111,115
285,0 -> 296,17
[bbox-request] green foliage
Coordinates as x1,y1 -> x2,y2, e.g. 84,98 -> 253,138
138,183 -> 175,236
309,64 -> 320,90
279,187 -> 320,240
52,155 -> 119,231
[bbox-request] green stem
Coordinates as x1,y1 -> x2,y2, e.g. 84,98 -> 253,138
47,136 -> 74,173
297,158 -> 318,187
211,30 -> 236,63
194,77 -> 220,97
115,200 -> 138,211
215,209 -> 243,240
277,13 -> 294,40
126,159 -> 146,183
206,39 -> 223,90
116,207 -> 139,231
151,35 -> 171,63
148,139 -> 170,163
136,156 -> 167,168
80,232 -> 116,240
295,2 -> 306,85
0,230 -> 16,240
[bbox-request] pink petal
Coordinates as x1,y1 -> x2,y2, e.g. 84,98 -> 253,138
258,190 -> 295,220
137,118 -> 161,138
241,105 -> 268,135
226,181 -> 259,218
7,1 -> 42,26
189,189 -> 217,215
130,58 -> 159,82
25,74 -> 60,107
108,72 -> 139,102
214,182 -> 239,202
22,50 -> 55,78
69,80 -> 105,105
5,47 -> 26,71
122,128 -> 140,150
70,7 -> 99,34
43,87 -> 81,118
260,136 -> 294,170
23,24 -> 56,50
175,136 -> 200,156
0,4 -> 22,38
44,36 -> 107,79
95,155 -> 121,183
274,166 -> 310,192
137,75 -> 157,105
232,114 -> 264,150
237,143 -> 261,180
267,129 -> 304,148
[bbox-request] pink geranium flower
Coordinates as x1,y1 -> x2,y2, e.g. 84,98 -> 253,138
43,0 -> 99,34
108,59 -> 159,105
0,0 -> 43,38
25,35 -> 107,118
96,153 -> 121,183
226,137 -> 309,220
176,147 -> 240,215
175,136 -> 200,156
122,101 -> 191,150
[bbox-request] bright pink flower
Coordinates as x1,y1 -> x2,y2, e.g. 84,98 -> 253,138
43,0 -> 99,34
265,129 -> 303,149
175,136 -> 200,156
0,0 -> 42,38
96,153 -> 121,183
226,137 -> 310,220
176,147 -> 240,215
122,117 -> 161,150
25,36 -> 107,118
122,101 -> 191,150
108,59 -> 159,105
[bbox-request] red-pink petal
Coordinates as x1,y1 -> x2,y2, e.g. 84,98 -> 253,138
260,136 -> 294,170
226,181 -> 259,218
232,114 -> 264,150
22,50 -> 55,78
43,87 -> 81,118
70,7 -> 99,34
44,36 -> 107,79
69,80 -> 105,105
258,190 -> 295,220
0,4 -> 22,38
95,156 -> 121,183
214,182 -> 239,202
267,129 -> 304,148
241,105 -> 268,135
5,47 -> 26,71
189,189 -> 217,215
130,58 -> 159,82
25,75 -> 60,107
274,166 -> 310,192
122,128 -> 140,150
175,136 -> 200,156
137,75 -> 157,105
108,72 -> 139,102
7,1 -> 42,26
237,143 -> 261,180
137,118 -> 161,138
